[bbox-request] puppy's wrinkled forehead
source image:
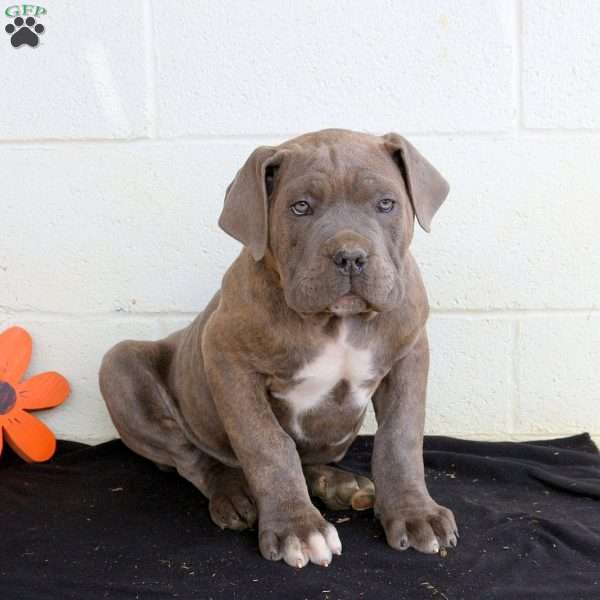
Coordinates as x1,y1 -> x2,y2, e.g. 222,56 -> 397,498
278,130 -> 401,197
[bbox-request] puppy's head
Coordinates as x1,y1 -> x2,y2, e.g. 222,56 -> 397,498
219,129 -> 449,316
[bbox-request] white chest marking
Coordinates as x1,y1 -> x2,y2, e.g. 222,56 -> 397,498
273,323 -> 374,438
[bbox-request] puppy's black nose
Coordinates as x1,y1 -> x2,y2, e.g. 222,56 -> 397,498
333,249 -> 368,275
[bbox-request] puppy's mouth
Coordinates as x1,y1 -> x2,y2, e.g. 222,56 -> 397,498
328,293 -> 370,317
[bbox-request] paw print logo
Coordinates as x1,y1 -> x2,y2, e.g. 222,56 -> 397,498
5,16 -> 45,48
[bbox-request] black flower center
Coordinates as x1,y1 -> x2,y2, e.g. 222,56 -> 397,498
0,381 -> 16,415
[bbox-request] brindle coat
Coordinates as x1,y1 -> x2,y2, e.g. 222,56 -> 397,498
99,129 -> 458,568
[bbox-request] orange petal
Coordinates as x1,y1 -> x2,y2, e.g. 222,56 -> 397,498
3,408 -> 56,462
16,372 -> 70,411
0,327 -> 32,385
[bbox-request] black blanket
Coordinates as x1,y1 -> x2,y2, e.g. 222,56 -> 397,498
1,434 -> 599,600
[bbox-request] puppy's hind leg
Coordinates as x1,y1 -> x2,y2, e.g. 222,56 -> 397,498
304,465 -> 375,511
99,339 -> 257,530
99,340 -> 189,470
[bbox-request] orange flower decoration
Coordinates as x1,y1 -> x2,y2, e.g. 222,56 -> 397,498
0,326 -> 70,462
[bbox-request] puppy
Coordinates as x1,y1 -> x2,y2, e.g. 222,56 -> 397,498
99,128 -> 457,568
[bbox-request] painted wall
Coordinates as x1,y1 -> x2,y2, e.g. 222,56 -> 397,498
1,1 -> 598,443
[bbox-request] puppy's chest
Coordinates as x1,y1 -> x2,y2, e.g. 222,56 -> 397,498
269,325 -> 379,437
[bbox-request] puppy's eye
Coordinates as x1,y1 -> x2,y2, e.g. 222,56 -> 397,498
290,201 -> 312,216
376,198 -> 395,213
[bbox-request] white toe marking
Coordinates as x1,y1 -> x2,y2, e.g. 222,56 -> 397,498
306,532 -> 332,566
324,524 -> 342,555
283,535 -> 308,568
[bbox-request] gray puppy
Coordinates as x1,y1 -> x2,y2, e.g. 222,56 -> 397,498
99,128 -> 457,568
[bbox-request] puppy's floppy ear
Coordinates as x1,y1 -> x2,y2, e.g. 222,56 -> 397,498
382,133 -> 449,233
219,146 -> 285,261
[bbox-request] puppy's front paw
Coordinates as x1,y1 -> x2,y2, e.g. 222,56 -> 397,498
259,506 -> 342,568
378,498 -> 458,554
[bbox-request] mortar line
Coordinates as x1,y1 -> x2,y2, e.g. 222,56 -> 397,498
514,0 -> 524,131
1,307 -> 598,320
431,308 -> 599,318
3,128 -> 600,149
143,0 -> 158,138
510,320 -> 521,434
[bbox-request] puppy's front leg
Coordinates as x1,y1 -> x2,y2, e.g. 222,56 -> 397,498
372,330 -> 458,554
204,353 -> 341,568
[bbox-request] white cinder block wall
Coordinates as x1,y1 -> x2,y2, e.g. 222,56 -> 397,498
1,1 -> 598,444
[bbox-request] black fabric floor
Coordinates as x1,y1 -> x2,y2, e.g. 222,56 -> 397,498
1,434 -> 599,600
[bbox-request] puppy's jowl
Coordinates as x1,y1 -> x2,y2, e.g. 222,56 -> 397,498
100,129 -> 458,568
